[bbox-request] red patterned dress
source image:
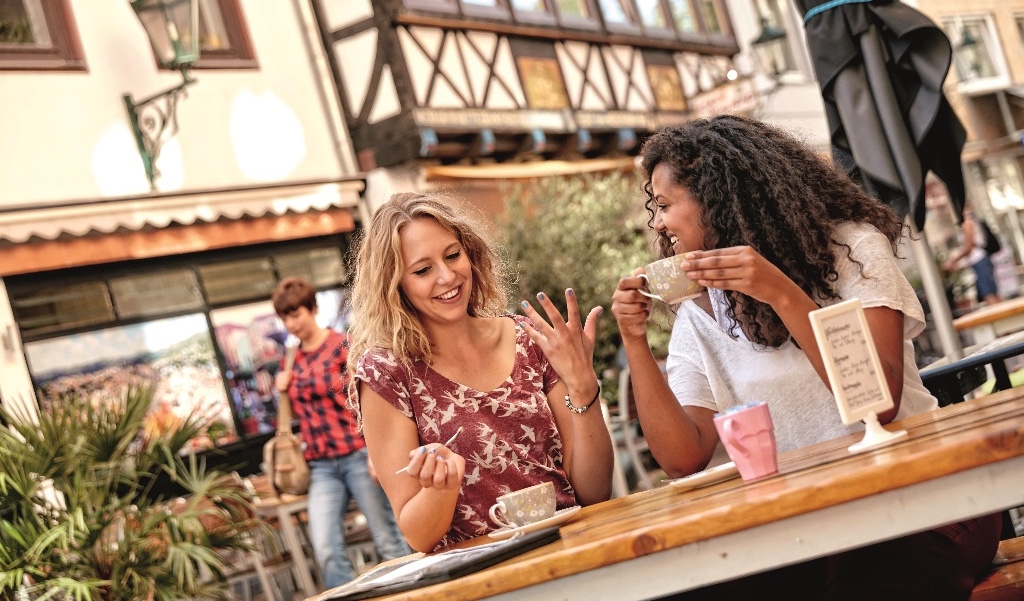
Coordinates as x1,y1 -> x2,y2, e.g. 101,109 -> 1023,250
352,315 -> 578,549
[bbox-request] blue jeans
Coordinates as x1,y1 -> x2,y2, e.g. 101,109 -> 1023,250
307,448 -> 411,589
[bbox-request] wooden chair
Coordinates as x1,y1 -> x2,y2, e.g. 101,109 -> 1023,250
969,535 -> 1024,601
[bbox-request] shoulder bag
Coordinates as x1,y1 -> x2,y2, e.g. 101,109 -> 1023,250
262,343 -> 311,496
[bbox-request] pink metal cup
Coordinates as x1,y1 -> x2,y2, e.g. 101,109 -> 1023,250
713,402 -> 778,481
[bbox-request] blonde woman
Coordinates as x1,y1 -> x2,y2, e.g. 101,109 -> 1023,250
347,192 -> 613,552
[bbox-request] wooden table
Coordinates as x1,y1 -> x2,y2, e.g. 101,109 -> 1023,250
310,389 -> 1024,601
953,296 -> 1024,345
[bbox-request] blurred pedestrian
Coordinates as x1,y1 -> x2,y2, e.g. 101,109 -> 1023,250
273,277 -> 411,590
944,207 -> 1001,306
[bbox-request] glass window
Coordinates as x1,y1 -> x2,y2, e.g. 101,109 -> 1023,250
635,0 -> 667,29
697,0 -> 724,34
512,0 -> 556,25
512,0 -> 548,11
555,0 -> 590,19
25,314 -> 240,452
945,16 -> 1008,93
464,0 -> 499,5
403,0 -> 459,12
193,0 -> 256,69
0,0 -> 83,70
597,0 -> 633,25
110,270 -> 203,319
666,0 -> 696,33
953,21 -> 996,80
11,282 -> 113,336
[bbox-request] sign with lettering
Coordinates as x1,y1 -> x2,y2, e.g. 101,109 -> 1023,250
809,298 -> 893,425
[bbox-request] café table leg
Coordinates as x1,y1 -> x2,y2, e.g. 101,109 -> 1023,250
275,502 -> 319,598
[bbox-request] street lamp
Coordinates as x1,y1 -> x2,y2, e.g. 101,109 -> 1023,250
957,26 -> 981,80
123,0 -> 200,189
751,18 -> 787,77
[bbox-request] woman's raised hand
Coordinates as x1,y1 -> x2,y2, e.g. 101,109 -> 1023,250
519,289 -> 602,393
611,267 -> 654,343
682,247 -> 794,306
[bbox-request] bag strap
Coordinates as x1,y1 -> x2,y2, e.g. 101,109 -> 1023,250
277,343 -> 299,435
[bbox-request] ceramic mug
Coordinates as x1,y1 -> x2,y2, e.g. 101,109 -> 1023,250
713,402 -> 778,481
638,255 -> 704,304
488,481 -> 556,529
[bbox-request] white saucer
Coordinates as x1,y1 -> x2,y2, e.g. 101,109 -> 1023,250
487,506 -> 582,540
667,461 -> 739,492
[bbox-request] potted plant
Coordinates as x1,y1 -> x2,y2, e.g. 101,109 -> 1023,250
0,385 -> 262,601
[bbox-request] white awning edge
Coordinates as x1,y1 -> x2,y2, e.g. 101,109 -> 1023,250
0,181 -> 365,244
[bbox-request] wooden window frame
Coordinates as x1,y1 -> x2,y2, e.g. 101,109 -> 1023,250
0,0 -> 84,71
191,0 -> 257,70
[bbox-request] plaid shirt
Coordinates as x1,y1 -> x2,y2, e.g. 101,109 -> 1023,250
283,330 -> 364,461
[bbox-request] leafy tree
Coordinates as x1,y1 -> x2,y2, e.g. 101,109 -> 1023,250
495,171 -> 673,403
0,386 -> 262,601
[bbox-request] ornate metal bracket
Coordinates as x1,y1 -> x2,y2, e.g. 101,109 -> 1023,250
123,68 -> 196,189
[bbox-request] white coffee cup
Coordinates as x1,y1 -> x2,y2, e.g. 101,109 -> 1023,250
488,482 -> 556,529
638,255 -> 704,304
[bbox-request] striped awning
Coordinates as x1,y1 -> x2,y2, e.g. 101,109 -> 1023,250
0,180 -> 365,244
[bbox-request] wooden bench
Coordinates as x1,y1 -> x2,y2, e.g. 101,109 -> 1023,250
969,536 -> 1024,601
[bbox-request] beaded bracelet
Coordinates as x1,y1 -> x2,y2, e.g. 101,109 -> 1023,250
564,381 -> 602,414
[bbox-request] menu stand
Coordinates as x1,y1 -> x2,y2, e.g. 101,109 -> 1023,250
810,298 -> 908,454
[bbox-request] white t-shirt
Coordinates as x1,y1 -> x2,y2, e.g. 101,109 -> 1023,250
665,222 -> 938,453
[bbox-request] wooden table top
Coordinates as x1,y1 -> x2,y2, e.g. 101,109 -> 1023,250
311,389 -> 1024,601
953,296 -> 1024,331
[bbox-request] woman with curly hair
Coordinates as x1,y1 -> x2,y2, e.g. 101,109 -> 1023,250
611,115 -> 1001,600
347,192 -> 613,553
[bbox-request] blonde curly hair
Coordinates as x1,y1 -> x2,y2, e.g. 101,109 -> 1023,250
346,192 -> 510,378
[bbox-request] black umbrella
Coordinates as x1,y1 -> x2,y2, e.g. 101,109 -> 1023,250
796,0 -> 966,230
796,0 -> 966,358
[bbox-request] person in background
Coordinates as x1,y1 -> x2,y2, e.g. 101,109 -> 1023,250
611,116 -> 1001,600
943,207 -> 1001,306
272,277 -> 411,590
346,192 -> 613,553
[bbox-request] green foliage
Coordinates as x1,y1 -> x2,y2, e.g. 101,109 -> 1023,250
496,171 -> 673,402
0,386 -> 262,601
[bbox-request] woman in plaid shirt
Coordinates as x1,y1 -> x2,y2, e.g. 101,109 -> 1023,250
273,277 -> 411,589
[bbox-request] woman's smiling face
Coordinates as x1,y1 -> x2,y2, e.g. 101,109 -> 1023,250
398,216 -> 473,323
650,162 -> 706,255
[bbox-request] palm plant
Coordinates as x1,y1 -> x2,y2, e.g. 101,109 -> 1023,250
0,385 -> 262,601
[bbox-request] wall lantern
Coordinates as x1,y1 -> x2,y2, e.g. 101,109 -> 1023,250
957,27 -> 981,80
750,18 -> 787,77
123,0 -> 200,189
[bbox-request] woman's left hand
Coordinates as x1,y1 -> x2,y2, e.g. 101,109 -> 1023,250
520,289 -> 602,393
682,246 -> 796,305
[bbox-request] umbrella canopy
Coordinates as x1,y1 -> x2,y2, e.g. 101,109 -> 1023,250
797,0 -> 966,230
797,0 -> 966,359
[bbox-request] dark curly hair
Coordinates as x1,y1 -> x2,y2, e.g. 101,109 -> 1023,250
640,115 -> 905,347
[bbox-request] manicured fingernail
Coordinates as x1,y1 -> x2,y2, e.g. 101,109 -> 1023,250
429,448 -> 438,454
536,292 -> 546,301
567,288 -> 574,297
419,446 -> 426,454
521,300 -> 529,310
